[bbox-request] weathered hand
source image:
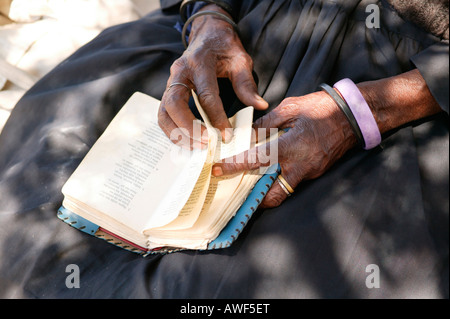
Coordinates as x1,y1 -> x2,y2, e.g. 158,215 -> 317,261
158,4 -> 268,147
212,91 -> 358,208
211,69 -> 442,208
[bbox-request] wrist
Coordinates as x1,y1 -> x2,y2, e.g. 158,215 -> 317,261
187,5 -> 237,48
319,91 -> 359,152
333,79 -> 381,150
356,69 -> 442,135
192,4 -> 234,31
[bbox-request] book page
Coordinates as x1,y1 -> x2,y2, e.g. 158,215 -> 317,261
147,105 -> 255,239
62,92 -> 208,232
150,134 -> 217,231
148,91 -> 221,231
194,106 -> 254,227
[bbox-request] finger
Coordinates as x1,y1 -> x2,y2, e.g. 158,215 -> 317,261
212,141 -> 277,176
160,86 -> 208,149
163,58 -> 209,147
261,162 -> 299,208
164,81 -> 209,143
213,128 -> 298,178
252,103 -> 293,142
260,180 -> 289,208
193,65 -> 232,142
252,112 -> 281,144
158,104 -> 188,146
158,103 -> 205,150
229,55 -> 268,111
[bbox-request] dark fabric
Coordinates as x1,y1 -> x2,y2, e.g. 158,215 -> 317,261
411,42 -> 450,113
160,0 -> 182,10
162,0 -> 242,18
0,0 -> 448,298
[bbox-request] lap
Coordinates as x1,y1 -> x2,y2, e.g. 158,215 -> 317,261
0,4 -> 447,299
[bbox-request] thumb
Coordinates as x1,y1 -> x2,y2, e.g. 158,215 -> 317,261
230,65 -> 268,111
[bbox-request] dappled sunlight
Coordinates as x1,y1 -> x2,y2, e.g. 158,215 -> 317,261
0,0 -> 159,132
248,234 -> 320,298
0,0 -> 447,299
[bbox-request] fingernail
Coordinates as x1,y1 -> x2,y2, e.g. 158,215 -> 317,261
255,93 -> 264,101
212,166 -> 223,177
256,95 -> 269,109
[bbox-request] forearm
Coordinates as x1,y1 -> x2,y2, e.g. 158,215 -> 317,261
357,69 -> 443,135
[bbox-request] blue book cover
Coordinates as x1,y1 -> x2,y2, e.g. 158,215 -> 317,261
57,165 -> 279,255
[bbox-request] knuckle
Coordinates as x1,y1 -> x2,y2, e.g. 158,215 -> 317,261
198,89 -> 218,106
164,87 -> 186,106
170,58 -> 187,75
279,97 -> 300,114
189,48 -> 207,64
264,191 -> 285,208
186,49 -> 213,72
281,96 -> 298,105
157,108 -> 170,125
158,103 -> 168,115
235,52 -> 253,67
231,54 -> 254,78
239,76 -> 257,90
244,54 -> 254,69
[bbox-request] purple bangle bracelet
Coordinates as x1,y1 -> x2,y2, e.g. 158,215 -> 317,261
333,78 -> 381,150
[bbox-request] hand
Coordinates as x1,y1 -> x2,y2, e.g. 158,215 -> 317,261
158,4 -> 268,147
211,69 -> 442,208
212,91 -> 358,208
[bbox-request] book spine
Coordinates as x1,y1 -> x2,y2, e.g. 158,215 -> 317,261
57,206 -> 99,236
57,206 -> 148,255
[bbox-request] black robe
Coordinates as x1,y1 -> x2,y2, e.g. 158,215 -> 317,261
0,0 -> 448,298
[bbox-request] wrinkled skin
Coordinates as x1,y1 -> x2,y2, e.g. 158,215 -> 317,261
158,5 -> 268,146
212,92 -> 357,208
159,4 -> 442,208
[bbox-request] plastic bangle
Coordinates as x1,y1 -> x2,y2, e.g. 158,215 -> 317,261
333,79 -> 381,150
318,83 -> 365,148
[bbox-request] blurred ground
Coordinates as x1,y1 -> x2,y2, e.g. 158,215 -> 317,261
0,0 -> 161,133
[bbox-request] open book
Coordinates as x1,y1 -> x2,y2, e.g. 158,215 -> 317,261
58,92 -> 279,255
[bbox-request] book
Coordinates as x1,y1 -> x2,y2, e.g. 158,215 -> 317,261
58,91 -> 279,255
